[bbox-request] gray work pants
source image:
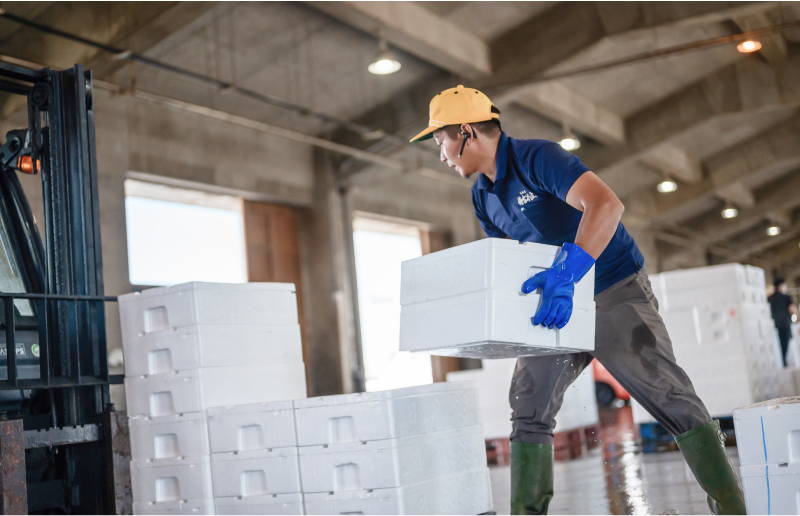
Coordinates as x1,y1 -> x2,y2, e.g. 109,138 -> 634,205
509,267 -> 711,444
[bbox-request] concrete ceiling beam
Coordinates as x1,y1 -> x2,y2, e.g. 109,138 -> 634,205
661,172 -> 800,263
640,117 -> 800,228
307,1 -> 492,78
639,143 -> 703,183
507,82 -> 625,145
716,182 -> 755,208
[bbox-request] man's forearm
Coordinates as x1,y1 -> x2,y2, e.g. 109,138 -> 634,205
574,197 -> 624,259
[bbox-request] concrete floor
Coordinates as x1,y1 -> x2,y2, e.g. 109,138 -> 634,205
489,406 -> 741,515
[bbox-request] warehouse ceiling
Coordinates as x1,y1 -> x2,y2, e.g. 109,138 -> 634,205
1,1 -> 799,279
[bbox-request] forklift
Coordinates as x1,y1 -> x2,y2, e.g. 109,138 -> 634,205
0,61 -> 126,514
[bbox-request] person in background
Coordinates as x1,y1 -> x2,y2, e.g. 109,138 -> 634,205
769,278 -> 799,367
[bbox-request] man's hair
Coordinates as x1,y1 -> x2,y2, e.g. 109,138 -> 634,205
775,277 -> 787,288
435,106 -> 502,140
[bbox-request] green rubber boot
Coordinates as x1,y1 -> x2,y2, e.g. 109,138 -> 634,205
510,442 -> 554,515
675,420 -> 747,515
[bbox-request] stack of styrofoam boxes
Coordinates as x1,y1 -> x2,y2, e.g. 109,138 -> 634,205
293,382 -> 494,515
733,397 -> 800,514
632,264 -> 786,424
207,401 -> 305,515
120,282 -> 308,515
446,359 -> 599,440
400,238 -> 595,359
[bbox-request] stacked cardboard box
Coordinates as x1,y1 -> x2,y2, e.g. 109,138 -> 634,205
121,282 -> 307,515
733,397 -> 800,514
632,264 -> 788,424
293,382 -> 493,515
400,239 -> 595,359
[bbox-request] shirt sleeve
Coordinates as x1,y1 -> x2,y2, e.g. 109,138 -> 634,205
472,188 -> 506,239
530,141 -> 590,201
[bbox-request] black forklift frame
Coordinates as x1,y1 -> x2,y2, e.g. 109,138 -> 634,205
0,61 -> 124,514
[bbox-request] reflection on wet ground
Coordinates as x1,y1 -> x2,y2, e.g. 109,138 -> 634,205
490,406 -> 741,515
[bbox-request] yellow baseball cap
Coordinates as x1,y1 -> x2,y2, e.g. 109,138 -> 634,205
409,85 -> 499,142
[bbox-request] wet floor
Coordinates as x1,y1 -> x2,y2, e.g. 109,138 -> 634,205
489,406 -> 741,515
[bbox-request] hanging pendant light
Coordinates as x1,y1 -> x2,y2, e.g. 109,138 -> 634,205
368,40 -> 401,75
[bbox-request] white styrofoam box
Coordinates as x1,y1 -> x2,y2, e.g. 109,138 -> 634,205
130,412 -> 209,461
399,238 -> 595,359
652,282 -> 767,312
210,447 -> 301,497
649,263 -> 764,293
401,292 -> 595,359
303,468 -> 493,515
119,282 -> 298,337
400,238 -> 594,304
133,499 -> 215,515
447,359 -> 598,439
294,382 -> 479,446
123,323 -> 303,377
299,425 -> 486,493
740,462 -> 800,515
131,455 -> 214,504
125,363 -> 307,417
207,401 -> 296,453
215,494 -> 303,515
732,397 -> 800,467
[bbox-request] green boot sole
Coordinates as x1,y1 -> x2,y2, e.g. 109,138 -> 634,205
510,442 -> 554,515
675,420 -> 747,515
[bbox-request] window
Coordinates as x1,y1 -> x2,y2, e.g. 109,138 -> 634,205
124,180 -> 247,286
352,216 -> 432,392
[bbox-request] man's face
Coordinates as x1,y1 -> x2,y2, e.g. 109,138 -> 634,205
433,128 -> 478,178
779,282 -> 789,294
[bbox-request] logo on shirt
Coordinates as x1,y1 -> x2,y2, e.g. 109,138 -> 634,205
517,190 -> 537,206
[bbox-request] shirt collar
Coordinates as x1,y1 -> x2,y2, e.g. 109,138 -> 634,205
475,132 -> 509,192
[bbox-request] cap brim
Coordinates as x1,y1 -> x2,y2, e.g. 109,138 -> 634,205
409,125 -> 438,143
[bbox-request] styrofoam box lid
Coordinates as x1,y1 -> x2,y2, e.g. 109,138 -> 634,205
119,282 -> 295,304
299,424 -> 482,455
215,493 -> 302,508
211,446 -> 298,463
132,499 -> 215,515
740,462 -> 800,477
293,380 -> 476,409
129,411 -> 207,427
400,238 -> 594,306
206,400 -> 294,416
733,397 -> 800,419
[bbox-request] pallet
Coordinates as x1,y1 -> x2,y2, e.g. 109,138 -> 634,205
638,416 -> 736,454
485,424 -> 601,465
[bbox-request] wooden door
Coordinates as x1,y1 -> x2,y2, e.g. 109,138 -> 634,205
243,201 -> 309,387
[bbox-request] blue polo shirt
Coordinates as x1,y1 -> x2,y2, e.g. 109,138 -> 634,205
472,133 -> 644,295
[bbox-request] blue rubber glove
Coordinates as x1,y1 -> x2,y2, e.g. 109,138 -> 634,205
521,243 -> 595,330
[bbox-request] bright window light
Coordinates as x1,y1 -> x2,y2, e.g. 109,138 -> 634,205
124,185 -> 247,286
353,221 -> 431,392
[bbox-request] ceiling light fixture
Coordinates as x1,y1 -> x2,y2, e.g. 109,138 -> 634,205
558,123 -> 581,151
368,40 -> 401,75
767,226 -> 781,236
737,40 -> 762,53
657,180 -> 678,193
721,205 -> 738,219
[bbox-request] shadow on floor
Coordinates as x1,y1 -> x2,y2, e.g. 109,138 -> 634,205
489,406 -> 740,515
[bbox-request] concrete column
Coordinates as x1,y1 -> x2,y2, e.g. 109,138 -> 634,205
298,149 -> 363,395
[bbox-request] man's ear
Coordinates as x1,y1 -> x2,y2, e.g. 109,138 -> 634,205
461,123 -> 476,139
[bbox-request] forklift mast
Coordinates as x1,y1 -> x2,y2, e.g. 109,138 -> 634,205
0,61 -> 124,514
